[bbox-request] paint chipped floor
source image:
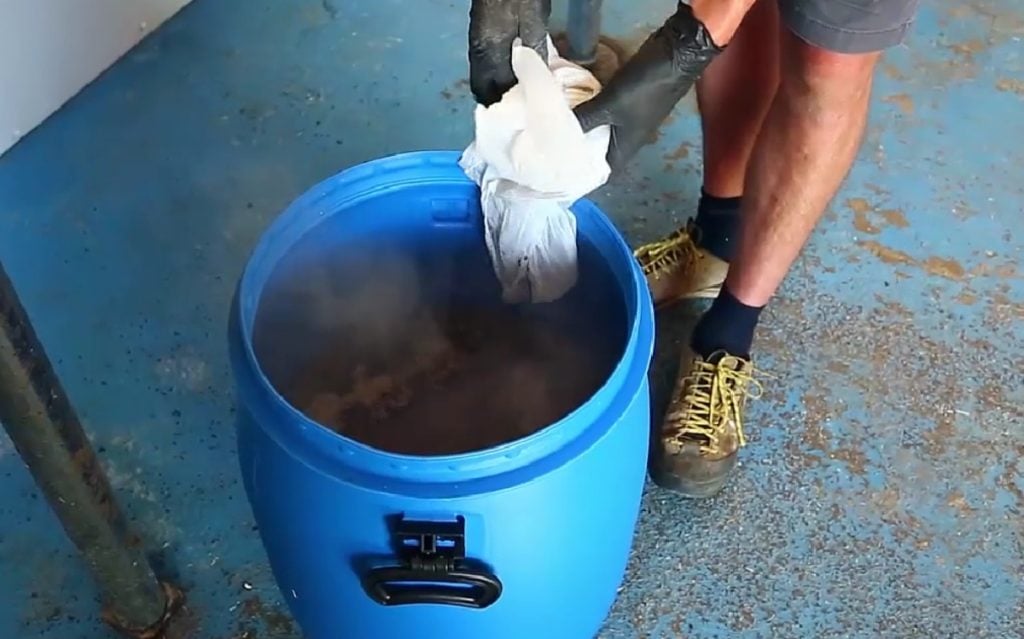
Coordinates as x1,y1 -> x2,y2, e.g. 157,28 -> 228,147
0,0 -> 1021,637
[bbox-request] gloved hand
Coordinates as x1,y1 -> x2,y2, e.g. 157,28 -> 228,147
574,2 -> 723,170
469,0 -> 552,106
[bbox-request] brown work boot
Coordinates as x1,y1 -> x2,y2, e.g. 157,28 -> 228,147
633,220 -> 729,309
651,345 -> 762,498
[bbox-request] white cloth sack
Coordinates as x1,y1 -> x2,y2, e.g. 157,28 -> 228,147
459,38 -> 611,304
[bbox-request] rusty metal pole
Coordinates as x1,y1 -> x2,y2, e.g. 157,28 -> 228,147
566,0 -> 604,64
0,262 -> 182,637
557,0 -> 621,87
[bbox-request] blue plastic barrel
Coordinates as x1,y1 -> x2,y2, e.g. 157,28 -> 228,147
230,151 -> 655,639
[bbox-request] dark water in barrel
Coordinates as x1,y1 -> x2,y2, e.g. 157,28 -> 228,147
252,235 -> 623,456
282,304 -> 614,455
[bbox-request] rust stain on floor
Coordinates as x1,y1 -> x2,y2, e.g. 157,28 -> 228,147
946,39 -> 987,65
956,290 -> 979,305
970,261 -> 1018,279
237,596 -> 295,637
988,292 -> 1024,321
848,198 -> 881,234
946,491 -> 975,515
854,211 -> 880,234
922,256 -> 968,280
879,209 -> 909,228
829,445 -> 869,475
858,240 -> 917,267
664,141 -> 692,161
995,77 -> 1024,95
882,63 -> 907,81
846,198 -> 910,235
801,391 -> 831,450
883,93 -> 916,116
858,240 -> 968,281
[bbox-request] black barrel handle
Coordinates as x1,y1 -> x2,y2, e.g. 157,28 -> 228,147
363,565 -> 502,608
360,515 -> 502,609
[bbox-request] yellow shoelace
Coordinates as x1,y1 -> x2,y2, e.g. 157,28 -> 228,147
633,228 -> 699,279
666,356 -> 764,454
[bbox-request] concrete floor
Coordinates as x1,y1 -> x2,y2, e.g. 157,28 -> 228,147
1,0 -> 1021,637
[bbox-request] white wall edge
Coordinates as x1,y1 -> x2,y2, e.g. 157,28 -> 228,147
0,0 -> 193,157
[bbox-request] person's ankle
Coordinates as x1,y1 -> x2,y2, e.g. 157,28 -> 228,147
690,286 -> 763,359
693,188 -> 741,262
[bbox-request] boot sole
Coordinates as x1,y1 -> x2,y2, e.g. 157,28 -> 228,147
653,286 -> 722,311
650,465 -> 731,499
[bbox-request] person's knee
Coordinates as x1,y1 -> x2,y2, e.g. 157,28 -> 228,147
780,30 -> 881,101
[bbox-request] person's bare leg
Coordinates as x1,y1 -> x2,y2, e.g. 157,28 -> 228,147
652,28 -> 884,497
726,30 -> 881,306
633,0 -> 773,306
697,0 -> 780,198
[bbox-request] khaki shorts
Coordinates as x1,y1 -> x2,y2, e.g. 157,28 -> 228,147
779,0 -> 920,53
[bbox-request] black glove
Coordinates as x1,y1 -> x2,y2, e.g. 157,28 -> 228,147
575,3 -> 723,170
469,0 -> 552,106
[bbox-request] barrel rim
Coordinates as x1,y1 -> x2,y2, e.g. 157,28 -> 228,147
233,150 -> 654,495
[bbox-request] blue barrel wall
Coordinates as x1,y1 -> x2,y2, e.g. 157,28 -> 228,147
230,152 -> 655,639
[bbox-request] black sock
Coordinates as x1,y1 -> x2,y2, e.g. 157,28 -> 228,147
693,189 -> 741,262
690,286 -> 763,359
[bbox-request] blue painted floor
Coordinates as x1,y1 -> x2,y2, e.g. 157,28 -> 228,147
1,0 -> 1022,637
